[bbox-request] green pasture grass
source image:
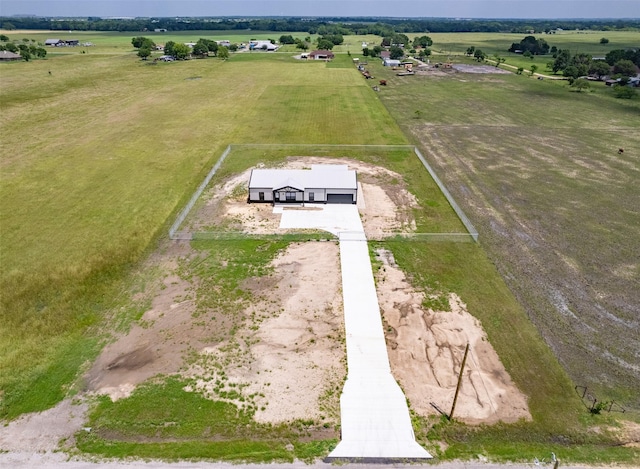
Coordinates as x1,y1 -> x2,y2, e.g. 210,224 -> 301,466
425,30 -> 640,57
76,376 -> 336,462
373,54 -> 640,409
0,50 -> 405,419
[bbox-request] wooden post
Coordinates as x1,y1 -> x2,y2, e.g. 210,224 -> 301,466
449,343 -> 470,421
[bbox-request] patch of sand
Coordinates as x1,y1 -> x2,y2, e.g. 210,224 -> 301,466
375,248 -> 531,424
187,241 -> 345,425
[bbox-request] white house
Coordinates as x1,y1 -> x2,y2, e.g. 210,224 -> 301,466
248,165 -> 357,204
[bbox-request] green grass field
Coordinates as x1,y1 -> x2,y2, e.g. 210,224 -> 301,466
1,30 -> 639,463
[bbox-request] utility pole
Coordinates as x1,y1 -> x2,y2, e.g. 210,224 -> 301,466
449,342 -> 470,421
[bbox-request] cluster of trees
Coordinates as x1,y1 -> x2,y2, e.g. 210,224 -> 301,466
316,33 -> 343,50
131,36 -> 156,59
508,35 -> 550,55
0,35 -> 47,60
551,48 -> 639,80
131,36 -> 230,60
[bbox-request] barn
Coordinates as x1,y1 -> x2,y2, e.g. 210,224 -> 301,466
248,165 -> 357,204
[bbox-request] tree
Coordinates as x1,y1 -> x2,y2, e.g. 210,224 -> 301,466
192,42 -> 209,57
137,46 -> 151,60
516,66 -> 524,75
530,64 -> 538,76
2,22 -> 16,30
605,49 -> 627,66
229,43 -> 238,52
164,41 -> 176,57
131,36 -> 155,49
508,35 -> 549,55
465,46 -> 475,56
19,49 -> 31,61
0,34 -> 9,42
217,46 -> 229,60
295,41 -> 308,51
371,45 -> 383,57
599,37 -> 609,44
412,35 -> 433,48
523,50 -> 533,59
571,78 -> 590,92
493,53 -> 506,67
4,42 -> 17,53
552,49 -> 571,73
362,47 -> 370,57
589,60 -> 610,79
474,49 -> 486,62
419,48 -> 432,59
317,38 -> 334,50
172,43 -> 190,60
389,45 -> 404,60
613,59 -> 637,77
279,34 -> 295,44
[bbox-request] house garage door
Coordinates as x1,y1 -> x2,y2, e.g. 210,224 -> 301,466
327,194 -> 354,204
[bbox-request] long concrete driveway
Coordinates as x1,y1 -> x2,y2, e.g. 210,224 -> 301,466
279,204 -> 431,460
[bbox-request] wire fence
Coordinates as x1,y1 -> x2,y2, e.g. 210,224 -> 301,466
413,147 -> 479,242
168,144 -> 479,243
169,145 -> 231,240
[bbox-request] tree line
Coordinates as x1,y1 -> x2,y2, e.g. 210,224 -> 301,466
2,16 -> 639,34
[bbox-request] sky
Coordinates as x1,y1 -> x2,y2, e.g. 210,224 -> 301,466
1,0 -> 639,19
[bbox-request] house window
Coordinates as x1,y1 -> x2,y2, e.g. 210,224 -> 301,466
309,192 -> 314,201
259,192 -> 265,201
286,191 -> 296,201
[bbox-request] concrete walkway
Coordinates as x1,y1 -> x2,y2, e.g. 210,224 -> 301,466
277,205 -> 431,460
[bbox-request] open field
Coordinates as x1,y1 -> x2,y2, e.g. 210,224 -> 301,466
370,45 -> 640,410
1,31 -> 639,463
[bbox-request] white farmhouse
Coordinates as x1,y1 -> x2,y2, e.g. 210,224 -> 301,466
248,165 -> 357,204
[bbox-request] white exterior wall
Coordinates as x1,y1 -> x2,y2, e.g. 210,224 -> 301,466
305,188 -> 326,202
249,188 -> 273,202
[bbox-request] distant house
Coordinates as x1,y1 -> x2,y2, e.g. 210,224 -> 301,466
154,28 -> 167,33
217,40 -> 231,47
0,50 -> 22,61
380,51 -> 391,60
248,165 -> 357,204
66,40 -> 79,46
309,50 -> 335,60
45,39 -> 64,46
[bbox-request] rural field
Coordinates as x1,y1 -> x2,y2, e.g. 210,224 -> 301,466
1,29 -> 639,464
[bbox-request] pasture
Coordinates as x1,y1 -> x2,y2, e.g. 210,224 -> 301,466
370,42 -> 640,410
1,29 -> 639,463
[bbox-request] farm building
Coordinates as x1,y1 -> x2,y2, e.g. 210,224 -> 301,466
248,165 -> 357,204
44,39 -> 64,46
383,58 -> 401,67
309,50 -> 335,60
0,50 -> 22,61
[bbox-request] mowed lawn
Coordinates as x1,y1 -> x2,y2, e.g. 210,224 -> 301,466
0,43 -> 405,417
